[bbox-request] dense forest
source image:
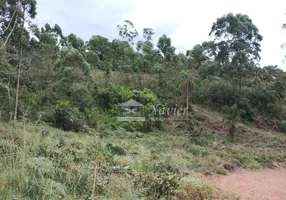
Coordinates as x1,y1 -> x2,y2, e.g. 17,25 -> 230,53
1,0 -> 286,132
1,0 -> 286,199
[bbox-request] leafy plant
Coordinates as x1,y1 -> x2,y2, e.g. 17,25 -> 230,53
135,172 -> 181,199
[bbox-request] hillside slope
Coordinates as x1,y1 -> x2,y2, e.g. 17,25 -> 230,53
0,105 -> 285,199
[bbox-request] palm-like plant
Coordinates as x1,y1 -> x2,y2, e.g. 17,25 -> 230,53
225,104 -> 245,142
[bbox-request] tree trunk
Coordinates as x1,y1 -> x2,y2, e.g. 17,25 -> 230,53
14,8 -> 26,121
185,81 -> 189,130
14,47 -> 22,121
186,81 -> 189,119
6,82 -> 12,120
0,14 -> 18,50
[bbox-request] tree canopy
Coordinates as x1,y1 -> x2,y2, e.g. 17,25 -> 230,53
0,1 -> 285,136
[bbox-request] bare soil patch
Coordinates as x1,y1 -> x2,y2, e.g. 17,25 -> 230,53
210,168 -> 286,200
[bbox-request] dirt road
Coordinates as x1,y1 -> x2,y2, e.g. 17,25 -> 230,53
210,168 -> 286,200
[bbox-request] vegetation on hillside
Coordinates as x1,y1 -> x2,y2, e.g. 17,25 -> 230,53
1,0 -> 286,199
0,113 -> 285,199
1,2 -> 286,133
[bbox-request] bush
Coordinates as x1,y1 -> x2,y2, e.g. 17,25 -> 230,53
97,84 -> 162,132
135,172 -> 181,199
150,156 -> 180,173
237,98 -> 254,121
43,100 -> 88,132
177,175 -> 214,200
279,121 -> 286,133
188,144 -> 209,156
267,104 -> 286,120
247,86 -> 279,117
192,80 -> 236,108
221,105 -> 231,114
106,143 -> 126,156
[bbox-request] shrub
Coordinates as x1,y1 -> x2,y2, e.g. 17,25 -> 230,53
177,175 -> 214,200
192,80 -> 236,108
216,166 -> 228,175
135,172 -> 181,199
267,104 -> 286,120
237,98 -> 254,121
43,100 -> 88,132
279,121 -> 286,133
188,144 -> 209,156
85,140 -> 105,161
194,114 -> 207,122
150,156 -> 180,173
106,143 -> 126,156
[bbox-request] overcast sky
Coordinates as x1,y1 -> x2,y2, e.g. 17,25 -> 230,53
35,0 -> 286,70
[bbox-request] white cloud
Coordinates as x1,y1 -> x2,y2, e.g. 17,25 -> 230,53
127,0 -> 286,69
36,0 -> 286,69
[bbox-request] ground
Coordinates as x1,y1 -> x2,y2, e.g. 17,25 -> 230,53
0,104 -> 285,199
210,168 -> 286,200
192,104 -> 286,199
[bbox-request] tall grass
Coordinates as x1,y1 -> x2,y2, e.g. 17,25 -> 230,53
0,120 -> 285,199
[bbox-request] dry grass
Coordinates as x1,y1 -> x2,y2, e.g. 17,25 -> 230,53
0,105 -> 285,199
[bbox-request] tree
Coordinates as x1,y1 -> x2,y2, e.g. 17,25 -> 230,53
30,23 -> 63,54
66,33 -> 86,55
109,39 -> 137,72
0,0 -> 37,121
178,70 -> 195,113
117,20 -> 138,46
282,16 -> 286,63
0,0 -> 37,48
0,1 -> 20,49
209,13 -> 263,88
25,23 -> 64,92
143,28 -> 154,41
42,46 -> 96,131
186,44 -> 208,70
225,104 -> 244,142
0,49 -> 13,120
157,34 -> 176,71
198,61 -> 219,79
136,28 -> 160,73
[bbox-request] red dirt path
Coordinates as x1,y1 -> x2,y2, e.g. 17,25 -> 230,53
210,168 -> 286,200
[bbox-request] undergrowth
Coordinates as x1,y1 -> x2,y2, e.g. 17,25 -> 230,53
0,120 -> 285,199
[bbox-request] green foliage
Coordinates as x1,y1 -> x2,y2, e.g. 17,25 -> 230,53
117,20 -> 139,45
210,13 -> 263,79
1,7 -> 286,200
279,121 -> 286,133
178,175 -> 214,200
193,79 -> 236,107
2,5 -> 286,134
106,143 -> 126,156
186,44 -> 209,70
44,100 -> 88,132
135,172 -> 181,199
96,84 -> 162,132
157,34 -> 176,68
66,33 -> 86,54
55,46 -> 91,78
224,104 -> 246,142
225,104 -> 244,122
0,112 -> 286,199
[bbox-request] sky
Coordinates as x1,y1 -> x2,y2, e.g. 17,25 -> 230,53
35,0 -> 286,70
